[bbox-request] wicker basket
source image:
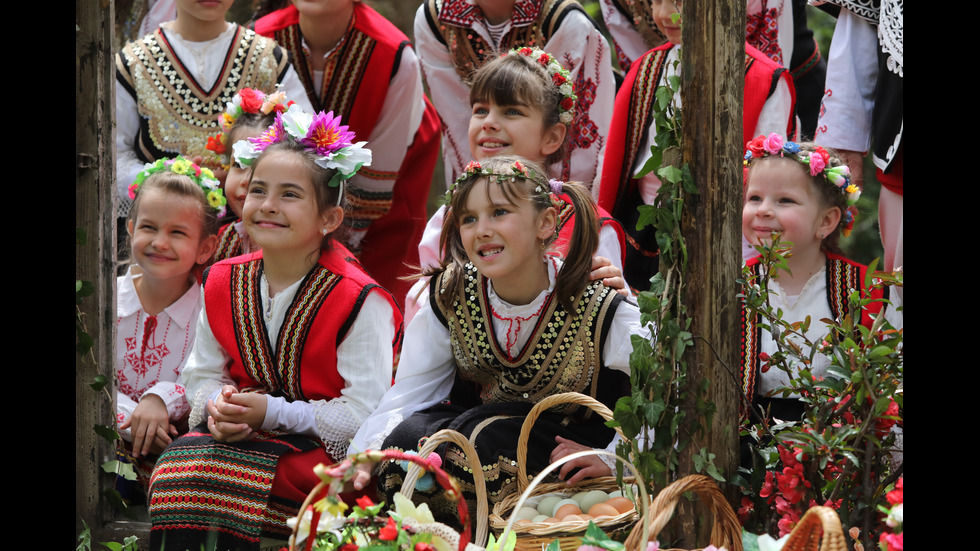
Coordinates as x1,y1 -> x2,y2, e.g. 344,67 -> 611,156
488,392 -> 648,551
288,449 -> 477,551
623,474 -> 742,551
401,429 -> 491,548
780,506 -> 846,551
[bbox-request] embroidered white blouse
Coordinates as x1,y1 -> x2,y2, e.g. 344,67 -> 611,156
115,266 -> 198,441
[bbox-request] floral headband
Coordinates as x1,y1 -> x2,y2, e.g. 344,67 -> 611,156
129,156 -> 227,217
205,88 -> 295,158
233,107 -> 372,190
744,133 -> 861,236
507,47 -> 577,125
444,160 -> 562,205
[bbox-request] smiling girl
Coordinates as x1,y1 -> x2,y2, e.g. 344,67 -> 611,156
115,157 -> 221,494
148,108 -> 401,550
740,135 -> 888,421
351,155 -> 645,524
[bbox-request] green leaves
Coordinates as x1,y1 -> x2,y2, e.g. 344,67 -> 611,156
102,460 -> 137,481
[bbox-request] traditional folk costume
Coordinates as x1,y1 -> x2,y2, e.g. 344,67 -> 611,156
815,2 -> 903,278
597,0 -> 667,69
598,43 -> 796,292
739,253 -> 885,419
212,220 -> 256,263
148,246 -> 401,550
415,0 -> 616,188
115,22 -> 312,217
351,258 -> 643,520
115,266 -> 197,487
255,4 -> 441,301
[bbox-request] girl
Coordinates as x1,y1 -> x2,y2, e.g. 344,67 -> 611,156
414,0 -> 616,187
598,0 -> 796,291
412,48 -> 627,320
114,0 -> 312,218
115,157 -> 222,489
206,87 -> 296,261
351,156 -> 645,523
255,0 -> 441,301
739,135 -> 887,420
148,108 -> 401,551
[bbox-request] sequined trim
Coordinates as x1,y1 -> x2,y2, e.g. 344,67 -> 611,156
116,26 -> 287,170
435,262 -> 618,411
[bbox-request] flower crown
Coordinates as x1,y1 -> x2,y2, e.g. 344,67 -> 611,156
507,47 -> 577,125
744,133 -> 861,236
129,156 -> 227,217
233,107 -> 372,190
205,88 -> 295,158
444,159 -> 558,205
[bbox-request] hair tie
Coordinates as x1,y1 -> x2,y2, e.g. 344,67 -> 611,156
548,179 -> 564,195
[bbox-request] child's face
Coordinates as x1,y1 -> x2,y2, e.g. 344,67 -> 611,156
468,101 -> 564,164
243,151 -> 340,254
651,0 -> 682,45
224,164 -> 250,219
128,188 -> 211,284
742,160 -> 839,254
457,178 -> 555,301
176,0 -> 232,26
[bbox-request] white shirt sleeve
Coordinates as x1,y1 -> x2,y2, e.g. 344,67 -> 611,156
279,64 -> 315,113
115,78 -> 145,217
598,0 -> 650,69
181,289 -> 235,428
814,9 -> 878,152
349,296 -> 457,454
414,5 -> 473,189
261,290 -> 396,459
345,47 -> 426,250
596,224 -> 624,271
543,10 -> 617,188
754,75 -> 795,140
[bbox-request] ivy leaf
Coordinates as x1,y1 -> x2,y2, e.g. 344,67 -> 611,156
635,146 -> 663,180
102,488 -> 136,519
76,331 -> 95,356
89,374 -> 109,391
102,460 -> 138,481
94,424 -> 120,442
636,204 -> 658,231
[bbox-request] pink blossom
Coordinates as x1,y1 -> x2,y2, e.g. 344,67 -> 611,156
762,133 -> 783,155
808,152 -> 826,176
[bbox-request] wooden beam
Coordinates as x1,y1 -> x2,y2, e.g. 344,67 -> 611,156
679,0 -> 743,509
76,0 -> 117,536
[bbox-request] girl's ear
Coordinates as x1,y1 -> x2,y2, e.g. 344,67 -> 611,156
817,206 -> 842,240
127,219 -> 135,237
196,234 -> 219,265
320,205 -> 345,235
536,205 -> 558,242
539,122 -> 567,157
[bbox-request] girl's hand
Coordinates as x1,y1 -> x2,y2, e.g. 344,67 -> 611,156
206,385 -> 253,442
550,435 -> 612,485
123,394 -> 173,458
222,391 -> 268,430
350,462 -> 373,492
590,256 -> 629,297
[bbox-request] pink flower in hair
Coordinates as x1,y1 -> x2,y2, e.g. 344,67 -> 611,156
763,133 -> 784,155
302,111 -> 356,157
808,152 -> 826,176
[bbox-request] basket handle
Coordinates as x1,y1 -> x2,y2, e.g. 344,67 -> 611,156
515,392 -> 626,493
781,506 -> 845,551
624,474 -> 743,551
289,450 -> 471,551
401,429 -> 490,548
499,450 -> 650,551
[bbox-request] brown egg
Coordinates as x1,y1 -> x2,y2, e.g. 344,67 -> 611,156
563,514 -> 584,522
588,502 -> 620,518
606,496 -> 635,514
554,503 -> 583,519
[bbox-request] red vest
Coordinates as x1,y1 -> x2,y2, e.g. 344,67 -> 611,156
203,245 -> 402,401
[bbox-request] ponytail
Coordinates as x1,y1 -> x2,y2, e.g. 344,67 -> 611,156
551,180 -> 599,310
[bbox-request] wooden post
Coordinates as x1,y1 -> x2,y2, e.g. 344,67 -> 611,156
76,0 -> 117,537
678,0 -> 744,538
